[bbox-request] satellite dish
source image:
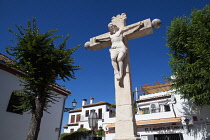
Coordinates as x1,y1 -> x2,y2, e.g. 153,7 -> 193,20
150,104 -> 156,108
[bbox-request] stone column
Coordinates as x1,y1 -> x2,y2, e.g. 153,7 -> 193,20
113,40 -> 139,140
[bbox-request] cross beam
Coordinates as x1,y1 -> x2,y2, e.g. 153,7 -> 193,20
85,18 -> 154,51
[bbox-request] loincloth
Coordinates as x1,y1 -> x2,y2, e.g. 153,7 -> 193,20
109,47 -> 127,54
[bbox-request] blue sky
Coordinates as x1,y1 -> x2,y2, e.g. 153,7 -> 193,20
0,0 -> 209,132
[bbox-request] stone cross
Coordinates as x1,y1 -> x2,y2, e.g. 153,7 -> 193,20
84,13 -> 161,140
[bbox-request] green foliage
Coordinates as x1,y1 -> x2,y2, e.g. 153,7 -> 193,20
166,5 -> 210,106
110,104 -> 116,108
60,128 -> 105,140
94,129 -> 105,137
60,128 -> 92,140
6,17 -> 81,113
60,133 -> 71,140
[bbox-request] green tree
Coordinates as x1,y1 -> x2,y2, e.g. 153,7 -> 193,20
7,18 -> 81,140
166,5 -> 210,106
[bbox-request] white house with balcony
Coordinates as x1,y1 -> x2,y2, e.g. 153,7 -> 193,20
63,98 -> 116,136
105,81 -> 210,140
64,81 -> 210,140
0,53 -> 71,140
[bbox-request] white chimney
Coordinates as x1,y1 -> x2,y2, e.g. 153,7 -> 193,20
82,99 -> 87,106
90,98 -> 94,104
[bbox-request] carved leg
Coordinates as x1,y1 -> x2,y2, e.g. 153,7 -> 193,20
117,52 -> 127,80
110,50 -> 121,80
111,60 -> 120,80
118,60 -> 123,80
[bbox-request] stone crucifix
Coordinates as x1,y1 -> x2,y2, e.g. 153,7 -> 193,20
85,13 -> 161,140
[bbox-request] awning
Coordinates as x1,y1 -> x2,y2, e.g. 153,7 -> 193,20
141,81 -> 172,94
106,124 -> 115,128
136,117 -> 181,125
106,117 -> 181,128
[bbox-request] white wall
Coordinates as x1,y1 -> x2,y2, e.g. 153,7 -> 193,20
65,104 -> 109,132
64,103 -> 116,137
81,105 -> 108,121
0,69 -> 66,140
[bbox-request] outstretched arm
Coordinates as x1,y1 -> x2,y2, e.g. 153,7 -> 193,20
94,36 -> 110,42
84,32 -> 112,51
122,21 -> 144,34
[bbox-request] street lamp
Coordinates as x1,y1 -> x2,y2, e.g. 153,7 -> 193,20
88,110 -> 98,139
72,99 -> 77,108
64,99 -> 77,112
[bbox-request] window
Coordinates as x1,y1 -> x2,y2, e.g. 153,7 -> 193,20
164,105 -> 170,112
6,92 -> 23,114
151,108 -> 156,113
98,108 -> 102,119
70,129 -> 74,133
85,110 -> 89,117
76,114 -> 81,122
80,124 -> 84,128
151,108 -> 160,113
71,115 -> 75,123
193,116 -> 198,121
139,108 -> 150,114
107,107 -> 109,111
150,103 -> 160,113
109,110 -> 116,118
109,110 -> 112,117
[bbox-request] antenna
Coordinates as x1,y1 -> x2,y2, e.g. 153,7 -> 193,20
135,87 -> 138,100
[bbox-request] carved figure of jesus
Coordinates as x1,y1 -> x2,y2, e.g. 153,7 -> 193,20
108,23 -> 127,80
95,22 -> 143,80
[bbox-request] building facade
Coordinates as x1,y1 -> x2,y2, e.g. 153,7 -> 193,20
134,81 -> 210,140
0,53 -> 70,140
63,98 -> 116,135
64,81 -> 210,140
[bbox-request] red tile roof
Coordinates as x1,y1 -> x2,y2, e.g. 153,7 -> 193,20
83,101 -> 111,108
68,108 -> 82,113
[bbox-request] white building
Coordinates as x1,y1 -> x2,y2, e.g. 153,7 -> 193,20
63,98 -> 116,135
64,81 -> 210,140
0,53 -> 70,140
134,81 -> 210,140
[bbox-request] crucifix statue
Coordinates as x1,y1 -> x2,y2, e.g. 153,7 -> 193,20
85,13 -> 161,140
